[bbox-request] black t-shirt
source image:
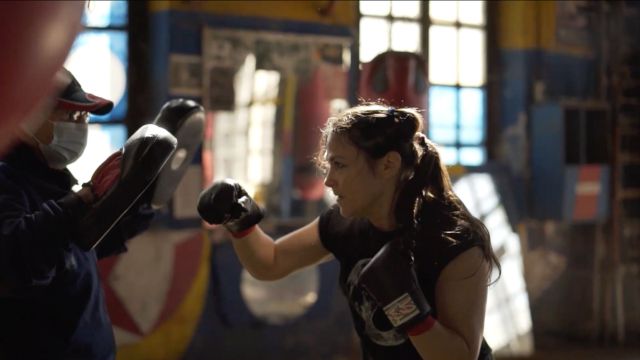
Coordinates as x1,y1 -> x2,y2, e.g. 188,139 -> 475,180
318,205 -> 493,360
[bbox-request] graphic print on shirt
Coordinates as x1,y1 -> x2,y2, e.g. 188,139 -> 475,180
347,258 -> 407,346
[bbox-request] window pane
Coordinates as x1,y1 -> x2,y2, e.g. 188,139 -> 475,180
459,0 -> 485,26
360,17 -> 390,62
391,21 -> 421,53
429,86 -> 457,128
68,123 -> 127,186
214,111 -> 248,182
459,28 -> 486,86
235,54 -> 257,107
391,0 -> 421,19
429,0 -> 457,23
429,25 -> 458,85
248,104 -> 276,184
252,70 -> 280,101
65,30 -> 128,122
429,86 -> 457,144
431,127 -> 457,144
439,146 -> 458,165
460,146 -> 485,166
83,0 -> 128,27
460,128 -> 483,144
360,0 -> 391,16
459,87 -> 484,144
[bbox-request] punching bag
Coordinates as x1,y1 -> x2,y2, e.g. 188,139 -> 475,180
359,51 -> 428,127
293,68 -> 331,201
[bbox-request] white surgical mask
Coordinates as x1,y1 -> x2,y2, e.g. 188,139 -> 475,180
37,121 -> 88,169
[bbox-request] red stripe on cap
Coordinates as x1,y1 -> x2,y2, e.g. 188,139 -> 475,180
57,99 -> 106,112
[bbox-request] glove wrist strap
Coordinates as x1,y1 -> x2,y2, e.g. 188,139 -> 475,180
230,225 -> 257,238
406,315 -> 436,337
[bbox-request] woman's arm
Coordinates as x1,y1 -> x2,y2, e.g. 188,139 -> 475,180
231,218 -> 331,281
409,246 -> 490,360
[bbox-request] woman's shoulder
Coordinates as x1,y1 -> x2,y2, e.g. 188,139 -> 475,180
437,245 -> 488,282
318,205 -> 367,256
416,210 -> 487,272
318,205 -> 361,237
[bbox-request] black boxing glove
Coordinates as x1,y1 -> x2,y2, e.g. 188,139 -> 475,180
358,236 -> 435,335
197,178 -> 264,237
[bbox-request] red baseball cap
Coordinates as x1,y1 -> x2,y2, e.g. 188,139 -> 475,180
56,68 -> 114,115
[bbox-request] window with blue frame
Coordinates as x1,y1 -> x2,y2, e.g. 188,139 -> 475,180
359,1 -> 487,166
65,0 -> 128,123
66,1 -> 129,186
359,1 -> 422,63
428,1 -> 486,166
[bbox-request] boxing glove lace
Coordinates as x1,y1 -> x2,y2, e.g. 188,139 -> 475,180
358,236 -> 433,333
197,178 -> 264,237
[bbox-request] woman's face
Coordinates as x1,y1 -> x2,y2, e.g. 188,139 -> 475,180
323,133 -> 395,221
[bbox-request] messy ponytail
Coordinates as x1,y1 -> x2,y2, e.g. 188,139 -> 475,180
317,102 -> 501,279
395,131 -> 501,280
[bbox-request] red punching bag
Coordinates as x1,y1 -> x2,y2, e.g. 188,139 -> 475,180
359,51 -> 428,125
0,1 -> 84,154
293,68 -> 331,201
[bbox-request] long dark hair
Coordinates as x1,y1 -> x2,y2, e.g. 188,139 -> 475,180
317,102 -> 501,280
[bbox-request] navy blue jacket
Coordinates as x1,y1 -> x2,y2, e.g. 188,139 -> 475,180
0,143 -> 150,360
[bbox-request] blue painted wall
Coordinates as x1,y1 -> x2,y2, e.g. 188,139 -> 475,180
496,1 -> 600,220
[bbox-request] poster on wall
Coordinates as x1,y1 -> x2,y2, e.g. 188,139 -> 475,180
205,67 -> 236,110
169,54 -> 202,97
201,27 -> 351,219
201,28 -> 351,111
555,1 -> 592,48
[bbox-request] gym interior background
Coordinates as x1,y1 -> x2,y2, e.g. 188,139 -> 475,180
57,1 -> 640,359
